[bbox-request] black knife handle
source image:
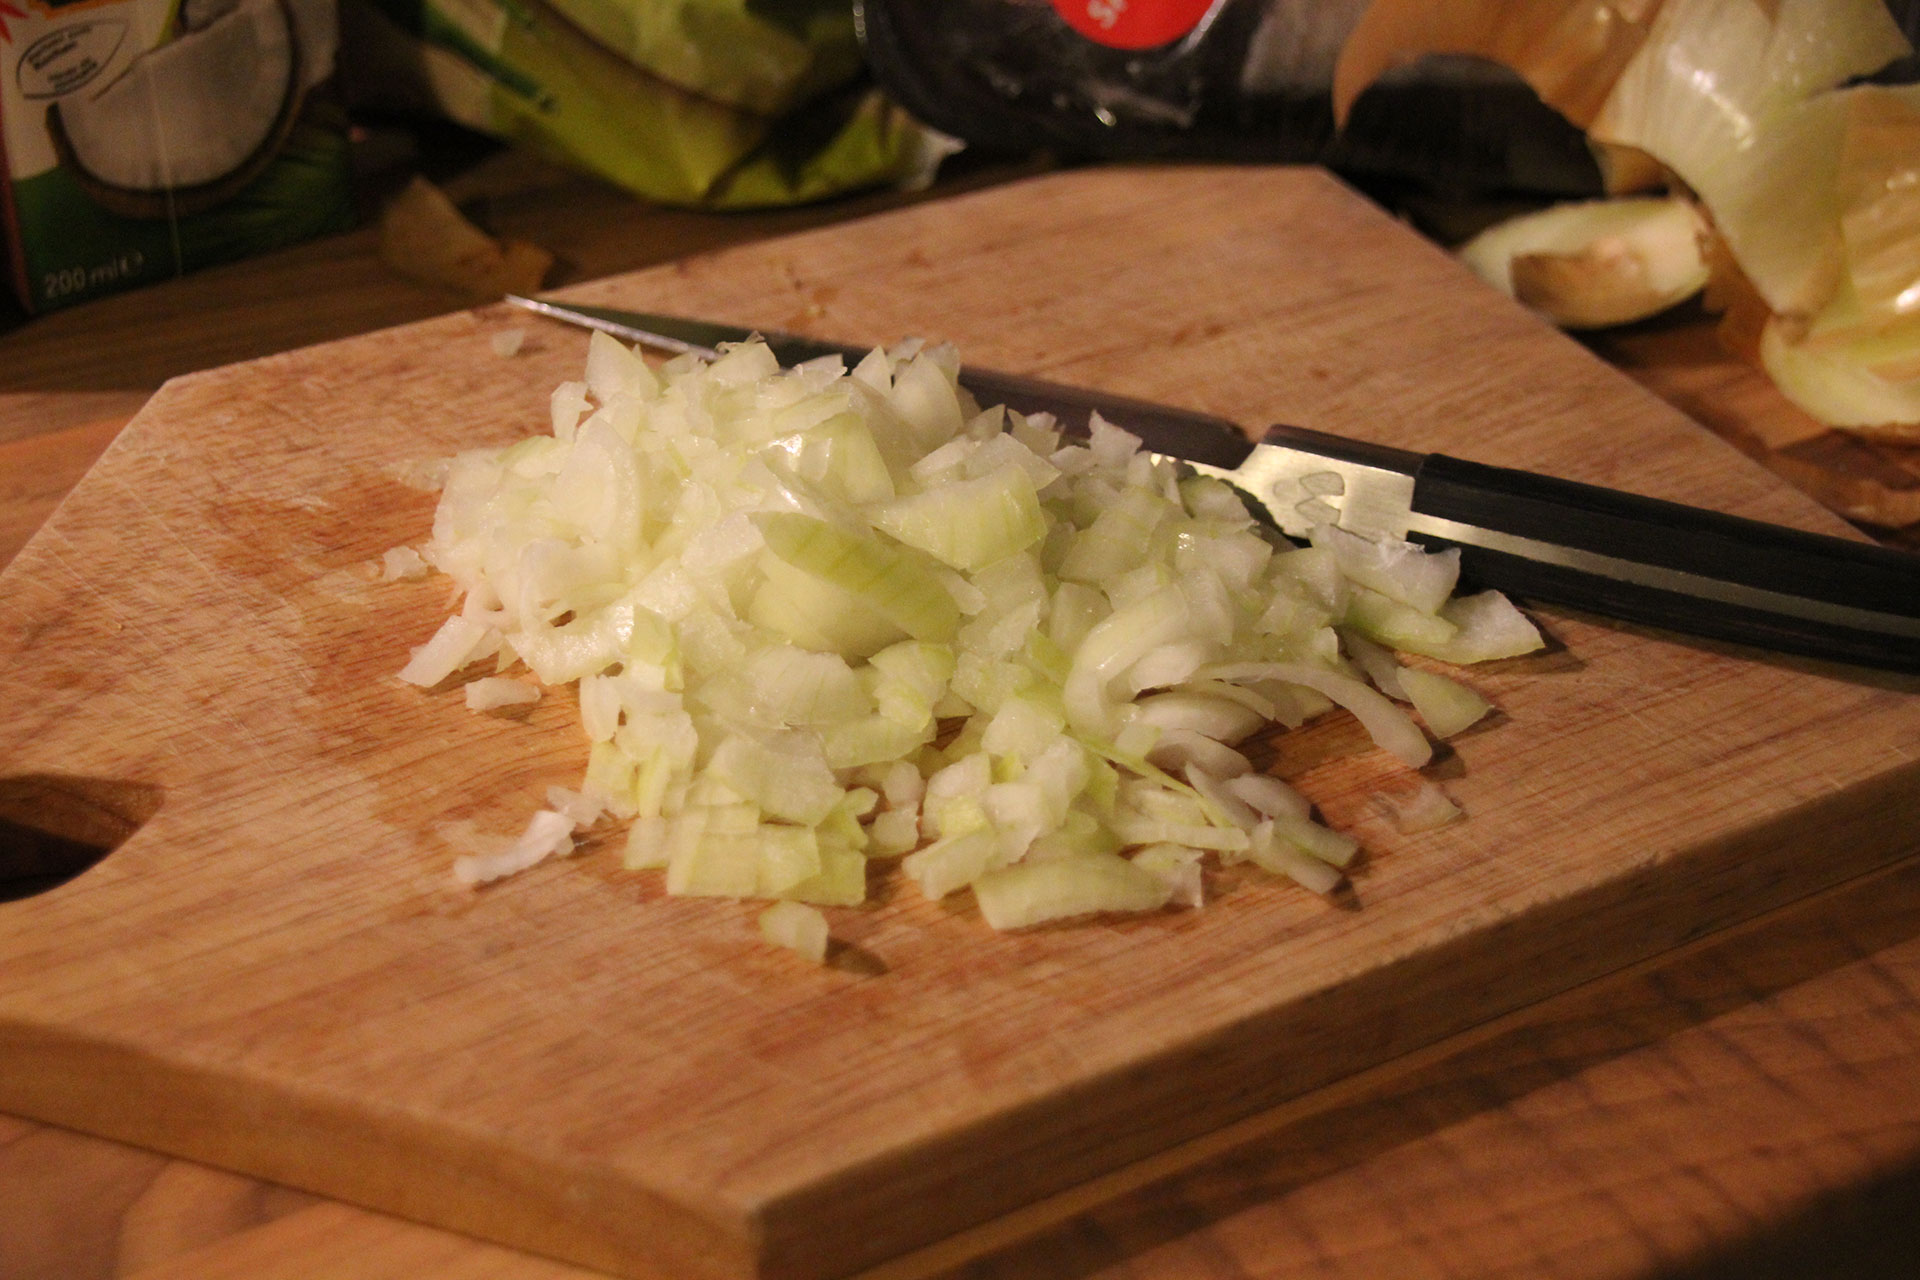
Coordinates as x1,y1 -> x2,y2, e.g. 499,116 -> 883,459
1410,454 -> 1920,673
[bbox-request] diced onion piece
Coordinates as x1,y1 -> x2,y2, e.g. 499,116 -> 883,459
1134,691 -> 1269,744
1267,814 -> 1360,870
751,554 -> 910,660
1344,587 -> 1458,652
399,615 -> 493,687
870,640 -> 957,729
1406,592 -> 1547,665
1224,772 -> 1313,822
1311,523 -> 1459,615
1058,485 -> 1168,584
454,809 -> 575,886
1129,844 -> 1205,908
381,546 -> 430,581
1340,630 -> 1409,701
550,381 -> 590,440
869,463 -> 1046,572
465,677 -> 541,711
868,806 -> 922,856
545,786 -> 604,828
1109,813 -> 1249,853
1145,730 -> 1251,779
889,346 -> 968,451
758,900 -> 831,963
1244,822 -> 1344,896
708,733 -> 843,826
1398,668 -> 1493,738
1064,586 -> 1191,736
667,813 -> 830,899
584,330 -> 658,404
903,828 -> 1004,899
1207,661 -> 1432,768
1374,780 -> 1465,833
776,841 -> 869,907
751,511 -> 960,654
982,695 -> 1067,762
623,816 -> 668,869
1183,766 -> 1259,828
973,853 -> 1174,930
739,646 -> 869,726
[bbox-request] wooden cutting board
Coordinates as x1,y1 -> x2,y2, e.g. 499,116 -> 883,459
2,167 -> 1916,1280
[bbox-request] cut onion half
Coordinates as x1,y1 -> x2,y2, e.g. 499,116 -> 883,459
1458,196 -> 1709,329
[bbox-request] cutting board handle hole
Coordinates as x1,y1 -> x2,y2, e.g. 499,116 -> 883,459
0,774 -> 163,902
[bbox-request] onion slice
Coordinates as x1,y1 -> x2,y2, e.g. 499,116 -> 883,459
1458,197 -> 1709,329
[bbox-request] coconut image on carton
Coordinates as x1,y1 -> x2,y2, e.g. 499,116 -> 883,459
0,0 -> 348,312
46,0 -> 308,218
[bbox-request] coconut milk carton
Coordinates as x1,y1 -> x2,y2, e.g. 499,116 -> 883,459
0,0 -> 352,313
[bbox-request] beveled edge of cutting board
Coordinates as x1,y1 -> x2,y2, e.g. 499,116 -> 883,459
0,1014 -> 763,1280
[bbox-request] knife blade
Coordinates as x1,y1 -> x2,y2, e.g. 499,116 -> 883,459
505,295 -> 1920,675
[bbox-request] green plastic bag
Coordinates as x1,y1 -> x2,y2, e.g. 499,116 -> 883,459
343,0 -> 945,207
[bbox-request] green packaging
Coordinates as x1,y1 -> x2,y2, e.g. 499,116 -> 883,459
0,0 -> 354,313
339,0 -> 949,208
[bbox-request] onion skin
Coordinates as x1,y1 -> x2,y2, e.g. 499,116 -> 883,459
1512,252 -> 1676,328
1837,88 -> 1920,333
1761,318 -> 1920,438
1337,0 -> 1919,430
1591,141 -> 1667,195
1741,84 -> 1920,431
1332,0 -> 1664,131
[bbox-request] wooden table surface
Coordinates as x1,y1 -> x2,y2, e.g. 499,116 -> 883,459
4,151 -> 1919,1280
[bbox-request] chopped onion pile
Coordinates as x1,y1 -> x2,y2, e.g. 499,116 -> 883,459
397,332 -> 1538,931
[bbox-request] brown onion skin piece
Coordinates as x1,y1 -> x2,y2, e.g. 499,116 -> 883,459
1510,247 -> 1686,329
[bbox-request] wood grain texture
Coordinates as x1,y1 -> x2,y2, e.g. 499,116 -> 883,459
0,416 -> 127,568
1,167 -> 1917,1280
0,1117 -> 319,1279
118,1200 -> 607,1280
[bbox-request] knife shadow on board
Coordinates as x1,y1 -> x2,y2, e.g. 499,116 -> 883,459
1507,600 -> 1920,694
0,774 -> 162,902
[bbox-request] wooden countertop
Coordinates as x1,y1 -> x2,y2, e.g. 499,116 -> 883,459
4,152 -> 1919,1280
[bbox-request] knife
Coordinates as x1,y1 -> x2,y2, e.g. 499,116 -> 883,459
505,295 -> 1920,675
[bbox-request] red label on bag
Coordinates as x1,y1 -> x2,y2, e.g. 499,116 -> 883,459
1049,0 -> 1214,50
